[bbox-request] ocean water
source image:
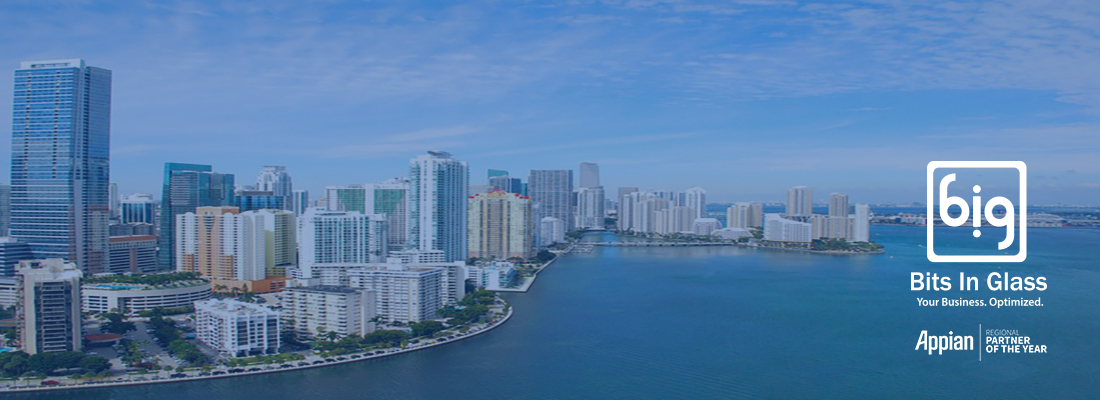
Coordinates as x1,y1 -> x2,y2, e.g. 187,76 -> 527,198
30,226 -> 1100,399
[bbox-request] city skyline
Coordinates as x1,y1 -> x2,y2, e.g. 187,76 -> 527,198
2,2 -> 1099,204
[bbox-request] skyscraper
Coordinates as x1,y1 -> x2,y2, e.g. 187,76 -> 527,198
159,163 -> 236,270
297,208 -> 388,281
684,187 -> 707,220
291,190 -> 310,215
109,182 -> 120,221
851,204 -> 871,242
120,193 -> 156,224
786,186 -> 813,216
255,166 -> 293,211
468,190 -> 534,260
0,184 -> 10,236
487,169 -> 509,179
726,202 -> 764,229
576,186 -> 605,229
17,259 -> 83,354
488,175 -> 523,194
579,162 -> 600,188
368,178 -> 410,250
529,170 -> 574,233
251,209 -> 297,278
176,206 -> 266,284
10,59 -> 111,273
827,193 -> 849,239
408,151 -> 469,262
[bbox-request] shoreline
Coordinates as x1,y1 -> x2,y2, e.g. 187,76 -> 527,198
0,306 -> 516,394
602,233 -> 885,256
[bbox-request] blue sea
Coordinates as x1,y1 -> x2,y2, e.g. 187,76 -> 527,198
32,226 -> 1100,399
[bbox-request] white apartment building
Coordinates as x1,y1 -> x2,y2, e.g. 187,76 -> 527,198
692,218 -> 722,236
764,214 -> 812,243
279,286 -> 377,340
539,217 -> 565,247
195,299 -> 280,357
297,208 -> 388,280
466,261 -> 516,291
347,264 -> 443,323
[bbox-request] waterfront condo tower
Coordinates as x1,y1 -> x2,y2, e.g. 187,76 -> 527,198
408,151 -> 469,262
10,59 -> 111,273
528,170 -> 574,234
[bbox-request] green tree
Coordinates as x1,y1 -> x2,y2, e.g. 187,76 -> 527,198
101,312 -> 137,335
79,356 -> 111,373
410,321 -> 445,338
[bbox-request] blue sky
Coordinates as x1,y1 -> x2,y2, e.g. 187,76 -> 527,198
2,0 -> 1099,204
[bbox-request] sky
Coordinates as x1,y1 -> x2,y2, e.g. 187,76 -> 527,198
1,0 -> 1099,204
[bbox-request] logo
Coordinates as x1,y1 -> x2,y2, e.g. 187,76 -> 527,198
915,330 -> 974,355
926,161 -> 1026,262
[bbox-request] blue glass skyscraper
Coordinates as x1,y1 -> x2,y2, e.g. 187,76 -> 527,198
159,163 -> 235,270
10,59 -> 111,273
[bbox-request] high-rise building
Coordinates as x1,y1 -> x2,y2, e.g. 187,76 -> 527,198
176,207 -> 269,292
386,251 -> 466,306
368,178 -> 410,250
109,223 -> 156,237
251,209 -> 296,278
235,191 -> 285,212
827,193 -> 850,239
195,299 -> 280,357
291,190 -> 310,215
850,204 -> 871,242
579,162 -> 600,188
726,202 -> 764,229
107,236 -> 158,274
684,187 -> 707,220
0,238 -> 32,277
468,190 -> 534,260
109,183 -> 120,221
487,169 -> 509,179
297,208 -> 388,281
408,151 -> 469,262
120,193 -> 156,225
764,214 -> 812,243
539,217 -> 565,247
11,59 -> 111,274
576,186 -> 605,229
616,188 -> 639,231
488,175 -> 523,194
529,170 -> 574,234
828,193 -> 849,217
786,186 -> 813,216
347,265 -> 443,323
159,163 -> 236,270
0,184 -> 10,236
16,259 -> 83,354
278,286 -> 377,341
325,185 -> 367,212
255,166 -> 293,210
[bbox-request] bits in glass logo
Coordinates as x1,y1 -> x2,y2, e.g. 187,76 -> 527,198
926,161 -> 1027,262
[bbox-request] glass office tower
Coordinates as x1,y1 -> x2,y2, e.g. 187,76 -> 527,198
10,59 -> 111,273
159,163 -> 236,270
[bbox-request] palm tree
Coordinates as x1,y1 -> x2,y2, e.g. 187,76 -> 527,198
325,331 -> 338,342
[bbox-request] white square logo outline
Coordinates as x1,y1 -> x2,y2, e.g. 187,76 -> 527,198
926,161 -> 1027,263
